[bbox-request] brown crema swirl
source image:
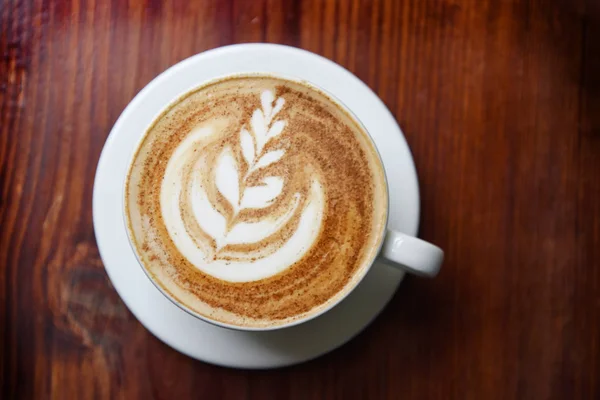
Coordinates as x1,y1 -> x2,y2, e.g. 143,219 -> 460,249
125,75 -> 388,328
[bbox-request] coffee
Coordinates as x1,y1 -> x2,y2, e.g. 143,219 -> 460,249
125,75 -> 387,328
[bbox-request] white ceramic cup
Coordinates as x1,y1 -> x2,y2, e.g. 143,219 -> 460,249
124,73 -> 444,331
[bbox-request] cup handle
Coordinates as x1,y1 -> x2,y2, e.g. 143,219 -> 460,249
378,230 -> 444,277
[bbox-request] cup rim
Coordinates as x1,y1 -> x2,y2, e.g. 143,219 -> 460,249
122,72 -> 391,332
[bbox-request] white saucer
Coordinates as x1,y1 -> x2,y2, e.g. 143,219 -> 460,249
93,44 -> 420,369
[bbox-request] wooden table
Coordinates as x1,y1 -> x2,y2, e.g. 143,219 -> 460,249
1,1 -> 599,398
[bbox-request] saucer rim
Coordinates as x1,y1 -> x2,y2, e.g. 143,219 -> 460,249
93,43 -> 420,368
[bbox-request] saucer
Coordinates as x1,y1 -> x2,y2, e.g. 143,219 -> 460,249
93,44 -> 420,368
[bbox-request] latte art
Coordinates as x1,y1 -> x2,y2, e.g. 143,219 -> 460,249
126,75 -> 388,328
161,90 -> 325,282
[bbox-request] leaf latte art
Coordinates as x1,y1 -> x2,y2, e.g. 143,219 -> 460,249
161,89 -> 325,282
126,76 -> 388,328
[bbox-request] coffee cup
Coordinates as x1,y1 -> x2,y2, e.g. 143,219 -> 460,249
124,73 -> 443,331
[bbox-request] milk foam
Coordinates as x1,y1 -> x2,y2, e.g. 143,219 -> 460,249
125,76 -> 388,328
160,98 -> 326,281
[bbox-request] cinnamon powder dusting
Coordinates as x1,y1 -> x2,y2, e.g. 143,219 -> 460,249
125,75 -> 388,328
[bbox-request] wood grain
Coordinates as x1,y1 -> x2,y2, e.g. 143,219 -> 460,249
1,0 -> 599,399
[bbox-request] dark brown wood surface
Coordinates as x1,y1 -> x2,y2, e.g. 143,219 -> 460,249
1,0 -> 599,399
